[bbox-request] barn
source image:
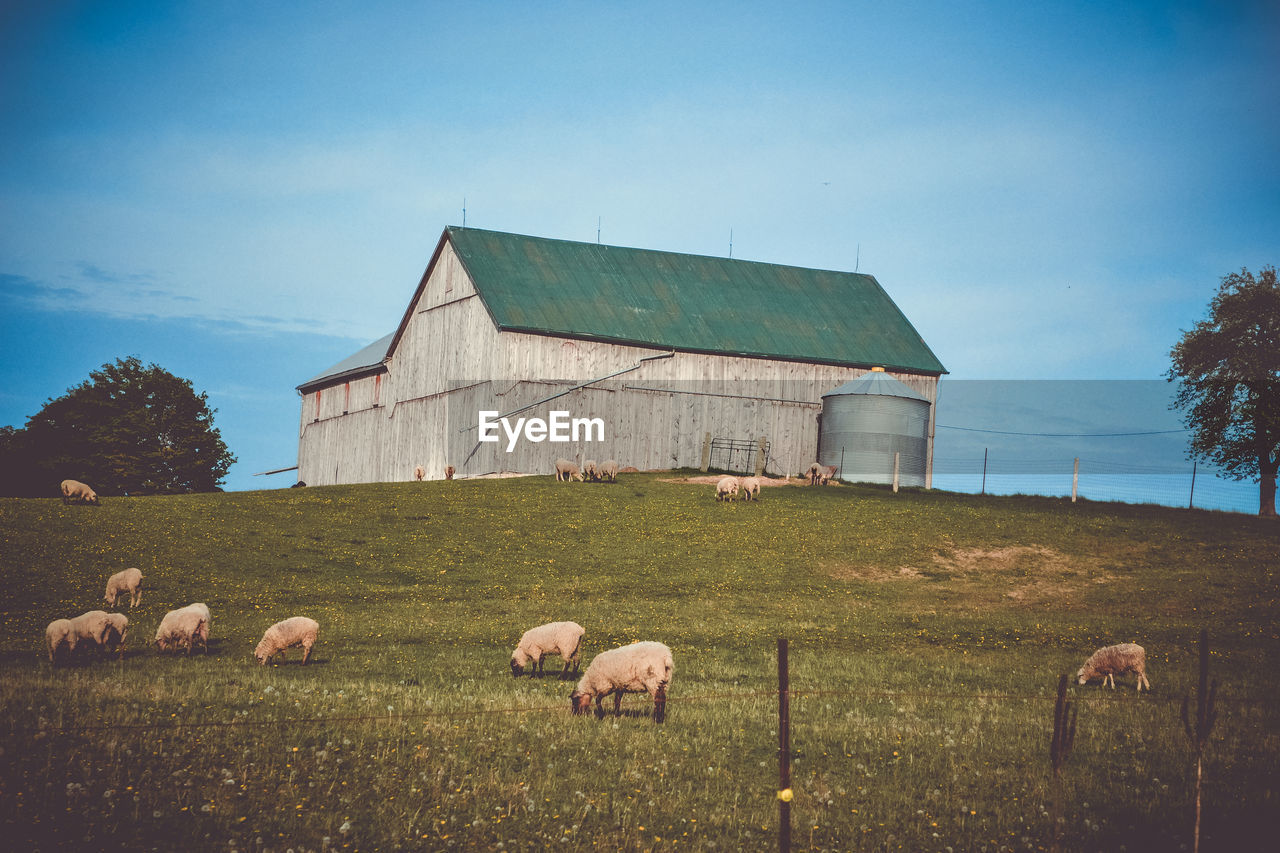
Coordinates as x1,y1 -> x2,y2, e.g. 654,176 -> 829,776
295,226 -> 946,485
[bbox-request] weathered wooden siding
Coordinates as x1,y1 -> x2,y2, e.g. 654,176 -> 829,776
298,241 -> 940,486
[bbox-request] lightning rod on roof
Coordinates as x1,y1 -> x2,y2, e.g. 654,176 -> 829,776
597,217 -> 601,244
729,228 -> 733,258
855,243 -> 860,273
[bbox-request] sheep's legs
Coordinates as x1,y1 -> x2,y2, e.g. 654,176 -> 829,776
654,686 -> 667,724
301,642 -> 313,665
613,692 -> 623,717
593,695 -> 606,720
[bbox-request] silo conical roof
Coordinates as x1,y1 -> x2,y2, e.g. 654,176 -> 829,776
822,371 -> 929,402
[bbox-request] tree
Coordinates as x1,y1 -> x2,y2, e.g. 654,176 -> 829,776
1168,266 -> 1280,517
2,357 -> 235,496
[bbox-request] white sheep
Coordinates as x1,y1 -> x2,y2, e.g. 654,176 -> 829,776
154,604 -> 209,654
739,476 -> 761,501
570,640 -> 674,722
582,459 -> 599,482
45,618 -> 77,664
1077,643 -> 1150,691
101,613 -> 128,658
715,476 -> 739,501
60,479 -> 99,504
69,610 -> 114,654
104,567 -> 143,608
414,465 -> 426,481
511,621 -> 585,679
805,463 -> 823,485
255,616 -> 320,666
555,458 -> 584,482
600,459 -> 619,482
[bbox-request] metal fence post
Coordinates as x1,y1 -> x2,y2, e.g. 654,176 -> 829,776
778,638 -> 791,853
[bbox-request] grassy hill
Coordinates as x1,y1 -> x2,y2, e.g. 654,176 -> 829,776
1,475 -> 1277,851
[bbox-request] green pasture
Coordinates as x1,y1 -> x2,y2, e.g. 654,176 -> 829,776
0,474 -> 1276,852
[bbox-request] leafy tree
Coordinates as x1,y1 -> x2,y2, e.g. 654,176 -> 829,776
1168,266 -> 1279,517
2,357 -> 235,496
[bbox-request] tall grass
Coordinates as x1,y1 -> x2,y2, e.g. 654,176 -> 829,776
1,475 -> 1277,851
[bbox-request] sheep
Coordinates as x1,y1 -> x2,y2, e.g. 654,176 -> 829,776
1077,643 -> 1150,692
414,465 -> 426,481
60,479 -> 98,504
104,567 -> 143,608
600,459 -> 619,482
570,641 -> 674,723
154,604 -> 209,654
69,610 -> 114,653
511,621 -> 585,679
582,460 -> 599,482
45,618 -> 77,664
555,458 -> 584,482
254,616 -> 320,666
715,476 -> 739,501
739,476 -> 761,501
805,463 -> 823,485
100,613 -> 128,658
445,465 -> 455,480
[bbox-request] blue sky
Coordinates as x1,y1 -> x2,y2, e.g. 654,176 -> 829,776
2,0 -> 1277,491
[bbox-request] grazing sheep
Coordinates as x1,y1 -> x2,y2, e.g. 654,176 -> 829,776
60,479 -> 99,504
445,465 -> 455,480
511,621 -> 585,679
571,641 -> 674,723
69,610 -> 114,653
255,616 -> 320,665
414,465 -> 426,481
600,459 -> 619,482
715,476 -> 739,501
805,463 -> 823,485
104,567 -> 143,608
101,613 -> 128,658
555,458 -> 584,482
154,605 -> 209,654
45,619 -> 76,664
1077,643 -> 1150,691
739,476 -> 761,501
582,460 -> 599,482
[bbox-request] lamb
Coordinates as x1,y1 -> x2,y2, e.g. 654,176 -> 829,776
414,465 -> 426,481
445,465 -> 455,480
154,604 -> 209,654
60,479 -> 99,504
600,459 -> 619,482
511,621 -> 585,679
582,460 -> 599,482
254,616 -> 320,665
739,476 -> 761,501
1077,643 -> 1150,691
555,458 -> 584,482
45,618 -> 77,664
571,641 -> 674,723
805,463 -> 823,485
715,476 -> 739,501
104,567 -> 143,608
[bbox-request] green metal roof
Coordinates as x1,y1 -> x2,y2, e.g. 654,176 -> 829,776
446,227 -> 946,374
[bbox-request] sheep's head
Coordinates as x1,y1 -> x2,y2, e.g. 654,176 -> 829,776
1076,666 -> 1090,685
510,652 -> 528,677
570,691 -> 592,715
103,591 -> 116,606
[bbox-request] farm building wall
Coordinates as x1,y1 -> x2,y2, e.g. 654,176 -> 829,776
297,241 -> 939,485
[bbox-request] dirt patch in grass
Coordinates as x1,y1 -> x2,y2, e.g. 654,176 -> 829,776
826,544 -> 1121,610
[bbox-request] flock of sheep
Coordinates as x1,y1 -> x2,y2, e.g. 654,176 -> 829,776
43,566 -> 320,668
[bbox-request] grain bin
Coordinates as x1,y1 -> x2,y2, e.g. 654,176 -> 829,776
818,369 -> 931,487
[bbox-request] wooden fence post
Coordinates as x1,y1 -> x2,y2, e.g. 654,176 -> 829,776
756,436 -> 768,477
1071,458 -> 1079,503
778,638 -> 791,853
893,452 -> 900,493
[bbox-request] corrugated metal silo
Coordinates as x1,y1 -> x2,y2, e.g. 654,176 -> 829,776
818,369 -> 932,487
